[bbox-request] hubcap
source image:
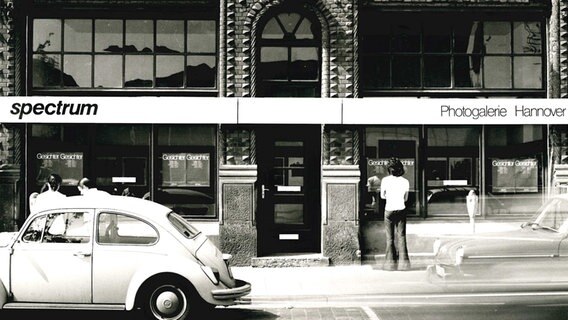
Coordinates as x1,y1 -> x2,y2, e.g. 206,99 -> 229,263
150,285 -> 188,320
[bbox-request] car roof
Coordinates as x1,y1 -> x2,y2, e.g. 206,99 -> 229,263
31,195 -> 172,219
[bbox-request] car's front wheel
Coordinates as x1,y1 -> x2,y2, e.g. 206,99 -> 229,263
143,282 -> 193,320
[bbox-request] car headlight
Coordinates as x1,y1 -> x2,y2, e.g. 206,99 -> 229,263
201,266 -> 220,285
455,247 -> 465,265
433,239 -> 442,256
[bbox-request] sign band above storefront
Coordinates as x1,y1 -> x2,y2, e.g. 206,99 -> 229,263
2,97 -> 568,124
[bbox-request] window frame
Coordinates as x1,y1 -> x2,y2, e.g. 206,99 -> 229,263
360,11 -> 547,98
96,211 -> 159,246
28,11 -> 219,96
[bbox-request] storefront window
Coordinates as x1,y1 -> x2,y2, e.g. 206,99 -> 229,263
94,125 -> 150,197
484,125 -> 545,215
361,13 -> 545,96
426,127 -> 480,216
364,127 -> 420,219
32,18 -> 217,91
156,126 -> 216,219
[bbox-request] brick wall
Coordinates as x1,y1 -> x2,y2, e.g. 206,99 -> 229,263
0,0 -> 14,96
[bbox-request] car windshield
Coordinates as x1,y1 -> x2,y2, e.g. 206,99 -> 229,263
528,198 -> 568,233
167,212 -> 201,239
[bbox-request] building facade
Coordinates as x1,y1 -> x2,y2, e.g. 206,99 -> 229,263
0,0 -> 567,266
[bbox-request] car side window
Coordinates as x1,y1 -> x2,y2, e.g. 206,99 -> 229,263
98,213 -> 158,245
43,212 -> 92,244
21,215 -> 46,243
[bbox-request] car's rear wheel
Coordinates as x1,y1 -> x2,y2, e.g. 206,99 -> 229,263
143,281 -> 193,320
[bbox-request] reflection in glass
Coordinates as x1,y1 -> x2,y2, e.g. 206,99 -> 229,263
484,22 -> 511,54
186,55 -> 216,87
63,55 -> 91,87
262,18 -> 284,39
34,19 -> 61,52
157,55 -> 184,87
64,20 -> 92,52
274,204 -> 303,224
261,47 -> 288,80
33,54 -> 61,87
126,20 -> 153,53
514,22 -> 542,54
454,55 -> 482,88
514,56 -> 542,89
187,21 -> 216,53
95,20 -> 123,52
94,55 -> 122,88
278,13 -> 301,33
295,18 -> 314,39
484,56 -> 512,88
125,56 -> 153,87
157,20 -> 184,53
290,47 -> 318,80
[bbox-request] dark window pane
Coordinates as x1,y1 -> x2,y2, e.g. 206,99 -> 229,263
290,47 -> 318,80
260,47 -> 288,80
125,55 -> 153,87
156,20 -> 184,53
95,20 -> 123,53
454,55 -> 482,88
126,20 -> 153,53
63,55 -> 91,87
94,55 -> 122,88
156,55 -> 184,87
186,55 -> 216,87
34,19 -> 61,52
187,20 -> 215,53
392,22 -> 420,52
64,20 -> 92,52
33,54 -> 61,87
454,21 -> 482,54
424,24 -> 451,53
362,55 -> 390,88
392,56 -> 420,87
424,56 -> 450,87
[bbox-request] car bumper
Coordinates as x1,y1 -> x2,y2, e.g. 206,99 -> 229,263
211,279 -> 251,301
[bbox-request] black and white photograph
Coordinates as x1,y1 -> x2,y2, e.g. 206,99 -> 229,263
0,0 -> 567,319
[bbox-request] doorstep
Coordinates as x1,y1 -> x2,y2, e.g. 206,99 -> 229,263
251,253 -> 330,268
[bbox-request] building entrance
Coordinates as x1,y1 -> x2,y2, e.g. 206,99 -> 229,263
256,125 -> 321,255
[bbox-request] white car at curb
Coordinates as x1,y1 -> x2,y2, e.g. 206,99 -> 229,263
0,195 -> 250,320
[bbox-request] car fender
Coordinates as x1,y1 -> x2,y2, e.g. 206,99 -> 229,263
0,279 -> 8,308
124,261 -> 217,310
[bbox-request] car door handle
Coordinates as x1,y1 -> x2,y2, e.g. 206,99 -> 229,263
73,252 -> 92,258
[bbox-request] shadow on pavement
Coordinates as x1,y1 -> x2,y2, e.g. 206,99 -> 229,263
0,307 -> 278,320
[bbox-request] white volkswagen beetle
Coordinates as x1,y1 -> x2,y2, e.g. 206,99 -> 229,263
0,195 -> 250,320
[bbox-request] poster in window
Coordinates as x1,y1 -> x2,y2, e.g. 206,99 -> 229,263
367,158 -> 416,192
161,153 -> 210,187
491,158 -> 538,193
36,152 -> 83,186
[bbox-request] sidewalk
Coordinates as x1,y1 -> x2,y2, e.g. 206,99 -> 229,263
232,264 -> 445,305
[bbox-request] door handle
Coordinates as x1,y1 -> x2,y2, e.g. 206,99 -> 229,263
73,252 -> 92,258
261,184 -> 270,199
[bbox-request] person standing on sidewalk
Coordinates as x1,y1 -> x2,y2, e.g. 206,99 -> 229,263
380,157 -> 411,271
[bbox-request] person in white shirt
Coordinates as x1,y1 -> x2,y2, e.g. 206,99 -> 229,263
77,177 -> 110,197
380,158 -> 411,271
34,174 -> 66,209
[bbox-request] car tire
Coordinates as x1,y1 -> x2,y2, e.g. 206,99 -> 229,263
142,279 -> 195,320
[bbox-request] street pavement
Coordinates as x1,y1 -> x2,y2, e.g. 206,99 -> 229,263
4,264 -> 568,319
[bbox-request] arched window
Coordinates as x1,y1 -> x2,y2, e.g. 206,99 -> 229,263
257,10 -> 321,97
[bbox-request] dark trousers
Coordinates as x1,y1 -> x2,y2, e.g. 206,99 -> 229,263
384,209 -> 411,270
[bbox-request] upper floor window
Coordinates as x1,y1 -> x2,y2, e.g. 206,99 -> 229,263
361,13 -> 545,97
257,10 -> 321,97
32,18 -> 217,91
